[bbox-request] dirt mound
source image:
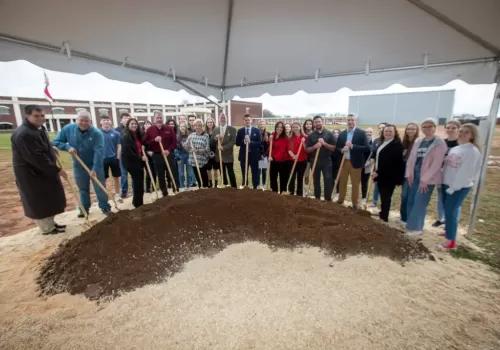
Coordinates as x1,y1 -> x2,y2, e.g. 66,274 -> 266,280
37,188 -> 430,299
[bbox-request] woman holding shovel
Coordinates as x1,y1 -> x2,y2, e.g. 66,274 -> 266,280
268,122 -> 290,194
185,119 -> 210,188
287,122 -> 308,196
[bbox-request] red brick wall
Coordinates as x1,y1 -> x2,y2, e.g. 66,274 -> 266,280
0,103 -> 17,128
229,101 -> 263,126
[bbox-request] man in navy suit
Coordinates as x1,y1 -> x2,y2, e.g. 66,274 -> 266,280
236,114 -> 262,189
336,113 -> 370,209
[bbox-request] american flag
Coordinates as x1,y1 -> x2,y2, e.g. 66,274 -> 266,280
43,71 -> 53,102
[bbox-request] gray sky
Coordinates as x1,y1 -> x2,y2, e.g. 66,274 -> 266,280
0,60 -> 496,116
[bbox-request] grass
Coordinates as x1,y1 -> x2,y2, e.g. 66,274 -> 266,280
2,126 -> 500,271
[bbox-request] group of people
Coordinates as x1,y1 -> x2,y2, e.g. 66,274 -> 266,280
12,104 -> 481,250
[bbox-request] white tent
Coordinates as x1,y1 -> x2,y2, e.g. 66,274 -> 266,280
1,0 -> 499,233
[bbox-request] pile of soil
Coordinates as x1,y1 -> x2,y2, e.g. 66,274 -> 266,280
38,188 -> 429,300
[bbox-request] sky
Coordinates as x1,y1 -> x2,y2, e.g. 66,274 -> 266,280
0,60 -> 497,117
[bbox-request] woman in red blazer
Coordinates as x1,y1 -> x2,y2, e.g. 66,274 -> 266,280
269,122 -> 290,193
287,122 -> 308,196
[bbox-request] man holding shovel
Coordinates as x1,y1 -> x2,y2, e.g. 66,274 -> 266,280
11,105 -> 67,235
236,114 -> 261,189
53,110 -> 112,216
335,113 -> 370,210
306,116 -> 337,201
213,113 -> 237,188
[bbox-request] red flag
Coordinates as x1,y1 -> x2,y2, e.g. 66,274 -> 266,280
44,71 -> 53,102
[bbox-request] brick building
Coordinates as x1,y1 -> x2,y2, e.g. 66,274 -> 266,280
0,96 -> 263,131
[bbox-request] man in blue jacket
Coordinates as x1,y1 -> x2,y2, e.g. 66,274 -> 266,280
335,113 -> 370,209
53,110 -> 111,216
236,114 -> 261,189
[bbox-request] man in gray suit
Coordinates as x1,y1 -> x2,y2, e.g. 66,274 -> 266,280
213,113 -> 237,187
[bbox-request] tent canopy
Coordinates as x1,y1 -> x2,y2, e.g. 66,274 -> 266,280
0,0 -> 499,100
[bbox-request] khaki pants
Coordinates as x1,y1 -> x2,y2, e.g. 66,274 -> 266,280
34,216 -> 56,234
338,160 -> 362,206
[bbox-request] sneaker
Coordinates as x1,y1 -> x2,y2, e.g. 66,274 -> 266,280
101,209 -> 111,217
437,240 -> 456,249
406,230 -> 423,237
120,192 -> 127,199
333,194 -> 339,202
55,223 -> 67,229
361,198 -> 367,206
369,203 -> 378,208
115,194 -> 124,203
432,220 -> 445,227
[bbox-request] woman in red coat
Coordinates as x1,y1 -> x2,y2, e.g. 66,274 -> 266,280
269,122 -> 290,193
287,122 -> 308,196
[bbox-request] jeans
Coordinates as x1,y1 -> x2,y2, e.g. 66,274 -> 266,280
119,159 -> 128,195
261,168 -> 267,187
177,155 -> 196,188
128,167 -> 144,208
372,183 -> 380,204
400,179 -> 410,222
437,187 -> 445,221
73,166 -> 111,212
313,160 -> 333,201
406,170 -> 435,232
442,185 -> 470,241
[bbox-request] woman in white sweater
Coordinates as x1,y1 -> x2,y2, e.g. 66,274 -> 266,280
439,123 -> 482,249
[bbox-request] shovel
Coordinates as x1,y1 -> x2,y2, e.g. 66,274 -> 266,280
239,137 -> 250,189
307,147 -> 321,198
217,137 -> 226,188
282,138 -> 305,195
72,153 -> 120,211
56,154 -> 95,228
364,164 -> 375,210
142,146 -> 159,200
263,134 -> 274,191
159,143 -> 178,194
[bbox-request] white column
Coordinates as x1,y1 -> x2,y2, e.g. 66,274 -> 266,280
89,101 -> 97,125
215,104 -> 219,126
11,96 -> 23,127
392,94 -> 398,123
162,104 -> 166,123
111,102 -> 118,126
56,118 -> 61,131
130,103 -> 134,117
147,104 -> 151,122
228,100 -> 232,126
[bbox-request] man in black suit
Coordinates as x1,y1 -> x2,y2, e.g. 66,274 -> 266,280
236,114 -> 262,189
336,113 -> 370,208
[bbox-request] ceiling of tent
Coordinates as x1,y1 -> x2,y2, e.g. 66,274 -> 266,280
0,0 -> 498,99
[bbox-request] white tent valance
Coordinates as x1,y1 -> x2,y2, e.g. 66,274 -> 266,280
0,0 -> 498,99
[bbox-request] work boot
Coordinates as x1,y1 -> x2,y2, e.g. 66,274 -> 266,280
215,180 -> 218,188
77,211 -> 88,218
209,180 -> 213,188
101,209 -> 111,217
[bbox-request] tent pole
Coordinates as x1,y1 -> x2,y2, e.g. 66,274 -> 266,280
467,62 -> 500,236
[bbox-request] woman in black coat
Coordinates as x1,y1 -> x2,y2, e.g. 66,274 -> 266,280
372,124 -> 405,222
121,118 -> 146,208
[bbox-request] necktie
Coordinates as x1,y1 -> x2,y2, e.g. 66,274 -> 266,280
246,128 -> 249,135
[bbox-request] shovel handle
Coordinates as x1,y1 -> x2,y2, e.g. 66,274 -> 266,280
307,147 -> 321,194
159,142 -> 178,193
142,146 -> 159,199
72,152 -> 120,211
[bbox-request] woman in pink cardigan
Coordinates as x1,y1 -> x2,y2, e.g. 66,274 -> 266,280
404,118 -> 447,236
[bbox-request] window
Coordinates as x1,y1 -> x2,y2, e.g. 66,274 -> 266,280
98,108 -> 109,116
119,109 -> 129,114
0,122 -> 13,130
136,109 -> 146,113
52,107 -> 65,114
0,106 -> 9,115
75,108 -> 88,113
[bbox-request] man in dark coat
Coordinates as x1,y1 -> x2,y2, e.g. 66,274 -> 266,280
11,105 -> 67,234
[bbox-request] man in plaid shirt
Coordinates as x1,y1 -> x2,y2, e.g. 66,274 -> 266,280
185,119 -> 210,187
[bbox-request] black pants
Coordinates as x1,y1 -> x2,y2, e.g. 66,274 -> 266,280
152,153 -> 169,195
166,152 -> 180,192
378,182 -> 397,222
194,163 -> 209,188
289,161 -> 307,196
222,162 -> 237,188
270,161 -> 290,193
128,167 -> 145,208
314,160 -> 333,201
361,170 -> 371,199
145,154 -> 157,192
240,159 -> 260,189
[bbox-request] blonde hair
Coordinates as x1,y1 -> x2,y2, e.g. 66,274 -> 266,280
462,123 -> 482,152
421,118 -> 437,127
193,118 -> 204,127
446,120 -> 461,129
